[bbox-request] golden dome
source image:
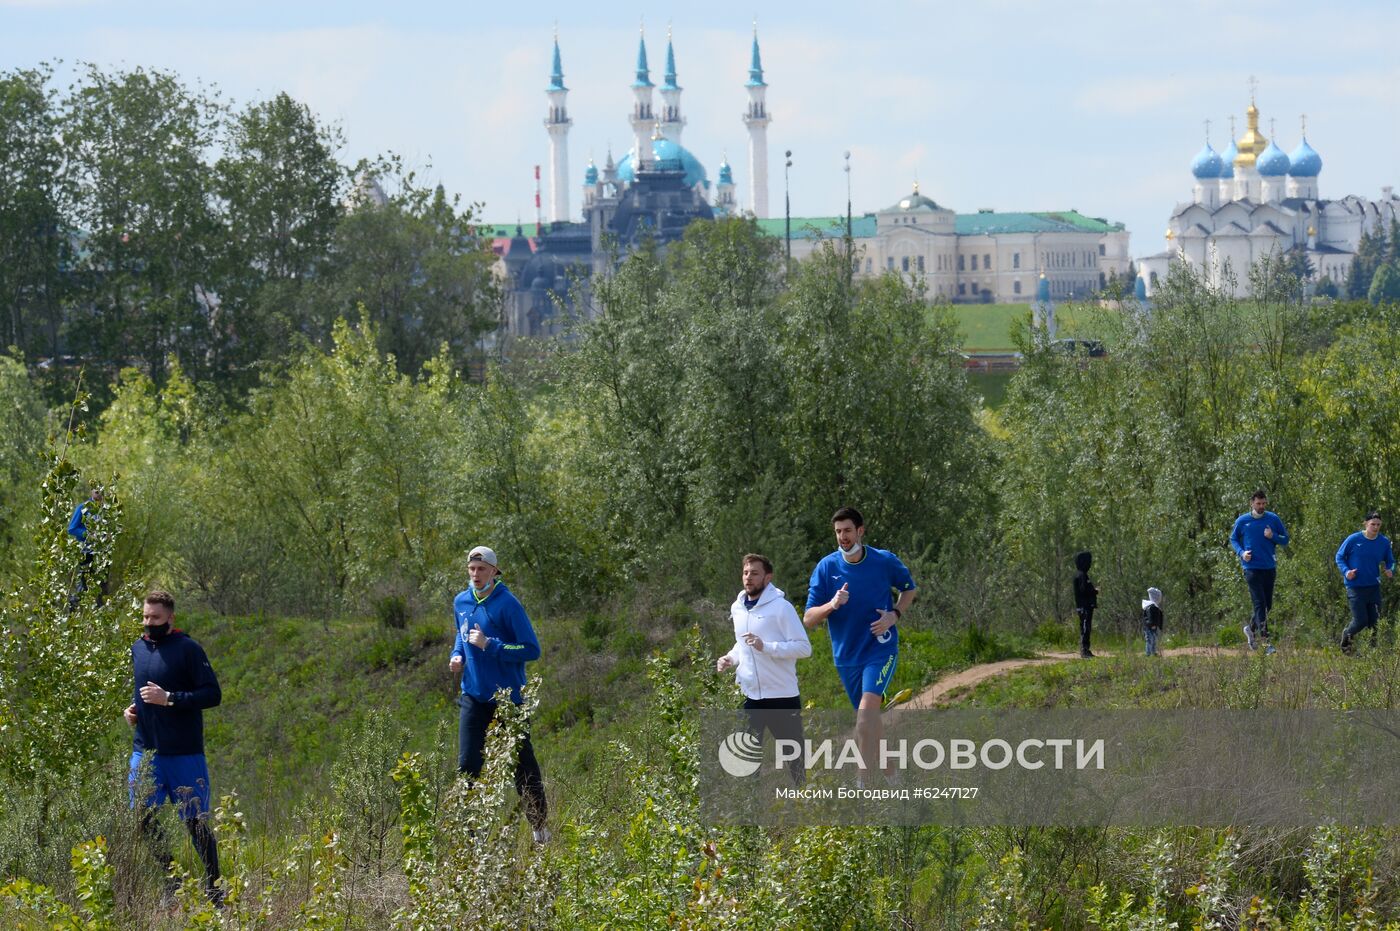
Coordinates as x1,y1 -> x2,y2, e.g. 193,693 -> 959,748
1165,228 -> 1176,241
1307,225 -> 1316,237
1233,102 -> 1269,169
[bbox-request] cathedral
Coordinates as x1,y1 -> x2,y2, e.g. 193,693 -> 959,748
490,29 -> 768,337
1139,95 -> 1400,296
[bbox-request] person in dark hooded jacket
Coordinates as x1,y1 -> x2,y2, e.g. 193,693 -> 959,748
1072,551 -> 1098,658
123,590 -> 222,904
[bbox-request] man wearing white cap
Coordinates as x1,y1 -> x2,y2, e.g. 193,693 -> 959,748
449,545 -> 549,843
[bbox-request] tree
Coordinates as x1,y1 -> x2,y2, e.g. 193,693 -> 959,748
0,66 -> 71,365
213,92 -> 346,385
1345,228 -> 1385,300
1366,262 -> 1400,305
317,166 -> 498,374
780,242 -> 989,559
61,64 -> 224,384
1282,246 -> 1314,286
0,353 -> 47,584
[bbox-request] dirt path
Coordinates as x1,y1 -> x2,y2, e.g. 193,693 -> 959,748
902,646 -> 1221,709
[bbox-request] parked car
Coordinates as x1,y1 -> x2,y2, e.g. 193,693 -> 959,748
1050,338 -> 1106,358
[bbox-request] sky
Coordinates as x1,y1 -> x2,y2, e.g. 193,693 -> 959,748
5,0 -> 1400,260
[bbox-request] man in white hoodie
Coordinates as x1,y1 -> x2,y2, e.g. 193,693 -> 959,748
717,553 -> 812,783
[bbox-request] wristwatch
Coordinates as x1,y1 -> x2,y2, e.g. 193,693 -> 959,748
167,692 -> 176,707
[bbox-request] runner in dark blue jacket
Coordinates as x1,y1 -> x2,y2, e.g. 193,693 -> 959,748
1229,489 -> 1289,653
1336,512 -> 1396,653
66,488 -> 103,608
124,591 -> 222,903
448,546 -> 549,842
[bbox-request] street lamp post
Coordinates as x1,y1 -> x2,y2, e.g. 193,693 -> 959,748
843,150 -> 852,283
784,149 -> 792,269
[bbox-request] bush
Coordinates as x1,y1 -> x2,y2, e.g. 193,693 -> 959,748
374,594 -> 410,630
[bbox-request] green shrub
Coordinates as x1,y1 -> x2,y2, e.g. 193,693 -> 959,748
373,593 -> 410,630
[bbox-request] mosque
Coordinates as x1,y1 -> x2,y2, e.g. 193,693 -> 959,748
487,28 -> 762,337
490,28 -> 1133,337
1138,94 -> 1400,297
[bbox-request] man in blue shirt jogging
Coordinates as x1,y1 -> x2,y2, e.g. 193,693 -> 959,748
1229,489 -> 1290,654
66,487 -> 103,609
1336,511 -> 1395,654
804,506 -> 916,786
449,545 -> 549,843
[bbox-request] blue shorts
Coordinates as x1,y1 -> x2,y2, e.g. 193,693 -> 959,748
836,655 -> 898,708
128,750 -> 211,819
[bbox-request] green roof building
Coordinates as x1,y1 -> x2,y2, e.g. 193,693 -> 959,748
764,186 -> 1130,304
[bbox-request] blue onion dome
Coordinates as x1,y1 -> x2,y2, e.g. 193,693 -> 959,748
1036,273 -> 1051,302
1134,274 -> 1148,301
1191,143 -> 1223,179
718,157 -> 733,185
584,160 -> 598,185
615,138 -> 710,190
1219,141 -> 1237,179
1288,138 -> 1322,177
1257,140 -> 1290,177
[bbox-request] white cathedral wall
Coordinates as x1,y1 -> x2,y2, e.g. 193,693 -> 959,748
1212,238 -> 1253,296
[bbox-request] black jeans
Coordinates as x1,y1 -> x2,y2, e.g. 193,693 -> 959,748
743,695 -> 805,785
1077,607 -> 1094,653
1343,586 -> 1382,644
1244,568 -> 1276,638
458,694 -> 547,829
139,809 -> 220,899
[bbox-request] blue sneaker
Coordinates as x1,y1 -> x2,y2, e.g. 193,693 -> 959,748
1264,644 -> 1276,655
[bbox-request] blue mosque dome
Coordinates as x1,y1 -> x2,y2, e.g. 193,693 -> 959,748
1036,274 -> 1051,303
1288,138 -> 1322,177
584,161 -> 598,184
1257,140 -> 1290,177
718,158 -> 733,185
615,137 -> 710,190
1191,143 -> 1223,179
1219,141 -> 1237,179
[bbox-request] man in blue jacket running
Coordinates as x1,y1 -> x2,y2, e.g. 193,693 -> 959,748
804,506 -> 917,787
123,591 -> 222,904
1336,511 -> 1396,654
66,487 -> 103,608
1229,489 -> 1290,654
449,545 -> 549,843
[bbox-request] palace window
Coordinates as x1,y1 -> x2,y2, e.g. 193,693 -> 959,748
958,255 -> 965,271
917,255 -> 925,272
1013,280 -> 1022,295
1013,253 -> 1020,269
